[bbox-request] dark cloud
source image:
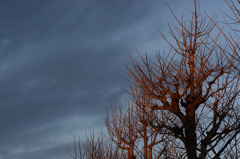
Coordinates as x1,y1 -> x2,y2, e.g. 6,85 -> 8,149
0,0 -> 229,159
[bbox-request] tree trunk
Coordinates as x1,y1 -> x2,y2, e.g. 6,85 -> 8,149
148,146 -> 153,159
143,124 -> 148,159
185,109 -> 197,159
128,145 -> 135,159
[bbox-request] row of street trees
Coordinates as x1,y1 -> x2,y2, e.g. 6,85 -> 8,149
71,0 -> 240,158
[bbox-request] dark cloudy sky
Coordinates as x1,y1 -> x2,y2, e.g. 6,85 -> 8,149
0,0 -> 230,159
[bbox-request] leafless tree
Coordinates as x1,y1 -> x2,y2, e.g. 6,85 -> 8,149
104,104 -> 139,159
71,0 -> 240,158
131,87 -> 182,159
126,0 -> 240,158
69,131 -> 127,159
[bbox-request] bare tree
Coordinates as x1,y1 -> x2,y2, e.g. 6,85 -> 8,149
131,87 -> 178,159
126,0 -> 240,158
71,0 -> 240,158
69,131 -> 127,159
104,104 -> 139,159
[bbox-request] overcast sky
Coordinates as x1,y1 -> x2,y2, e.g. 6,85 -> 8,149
0,0 -> 231,159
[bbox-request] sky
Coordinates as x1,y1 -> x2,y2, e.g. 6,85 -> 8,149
0,0 -> 231,159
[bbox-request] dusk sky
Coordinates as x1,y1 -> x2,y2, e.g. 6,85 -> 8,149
0,0 -> 231,159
